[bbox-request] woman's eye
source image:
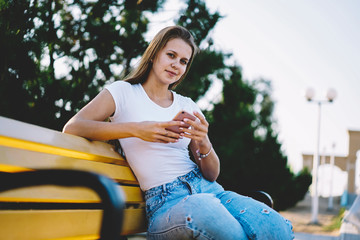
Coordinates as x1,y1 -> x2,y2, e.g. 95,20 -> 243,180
180,59 -> 188,65
167,53 -> 175,58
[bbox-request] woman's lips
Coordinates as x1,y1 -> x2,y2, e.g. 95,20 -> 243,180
166,70 -> 177,77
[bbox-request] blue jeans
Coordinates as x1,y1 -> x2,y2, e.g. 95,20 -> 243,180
144,167 -> 294,240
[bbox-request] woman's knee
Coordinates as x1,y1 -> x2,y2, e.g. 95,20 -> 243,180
168,193 -> 248,239
219,191 -> 294,239
168,193 -> 223,220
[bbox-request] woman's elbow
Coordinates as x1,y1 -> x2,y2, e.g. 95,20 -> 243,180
205,175 -> 218,182
203,169 -> 220,182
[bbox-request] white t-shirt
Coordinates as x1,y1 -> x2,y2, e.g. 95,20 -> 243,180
105,81 -> 200,190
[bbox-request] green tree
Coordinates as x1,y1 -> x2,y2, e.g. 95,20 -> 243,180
0,0 -> 164,130
0,0 -> 40,125
208,65 -> 311,210
175,0 -> 227,102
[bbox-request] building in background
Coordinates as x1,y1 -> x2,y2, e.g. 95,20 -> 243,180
303,130 -> 360,203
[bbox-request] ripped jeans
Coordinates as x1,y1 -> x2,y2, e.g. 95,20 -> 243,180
144,167 -> 294,240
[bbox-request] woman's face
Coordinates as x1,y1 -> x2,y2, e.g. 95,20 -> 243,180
149,38 -> 192,87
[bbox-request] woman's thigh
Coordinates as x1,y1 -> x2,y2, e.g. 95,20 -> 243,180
218,191 -> 294,240
147,193 -> 249,240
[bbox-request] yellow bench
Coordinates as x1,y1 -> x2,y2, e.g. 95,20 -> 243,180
0,116 -> 146,239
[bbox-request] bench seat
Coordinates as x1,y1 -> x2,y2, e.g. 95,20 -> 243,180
0,116 -> 146,239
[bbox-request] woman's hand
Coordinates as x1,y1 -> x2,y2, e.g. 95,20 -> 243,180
134,121 -> 185,143
180,112 -> 211,150
184,111 -> 220,182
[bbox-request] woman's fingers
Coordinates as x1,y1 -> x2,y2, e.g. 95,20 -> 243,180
142,116 -> 207,143
138,121 -> 180,143
175,112 -> 209,142
193,111 -> 207,124
157,122 -> 184,143
184,112 -> 208,131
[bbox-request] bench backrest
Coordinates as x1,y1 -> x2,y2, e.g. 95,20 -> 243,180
0,116 -> 146,239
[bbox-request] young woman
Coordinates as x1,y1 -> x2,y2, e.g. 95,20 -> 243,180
63,26 -> 294,240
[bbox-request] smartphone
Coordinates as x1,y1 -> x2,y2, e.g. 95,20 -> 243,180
166,111 -> 196,134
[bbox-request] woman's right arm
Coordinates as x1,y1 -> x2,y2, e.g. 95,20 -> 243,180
63,89 -> 182,143
62,89 -> 136,141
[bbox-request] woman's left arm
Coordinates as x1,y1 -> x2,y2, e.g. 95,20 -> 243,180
183,112 -> 220,181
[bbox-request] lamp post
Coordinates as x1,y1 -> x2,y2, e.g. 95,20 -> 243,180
305,87 -> 337,224
328,142 -> 336,211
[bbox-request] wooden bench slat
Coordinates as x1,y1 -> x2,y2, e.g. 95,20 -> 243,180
0,185 -> 144,203
122,185 -> 144,203
0,135 -> 126,165
0,209 -> 146,239
0,146 -> 138,184
51,235 -> 99,240
0,117 -> 124,163
122,208 -> 148,235
0,185 -> 98,203
0,163 -> 32,172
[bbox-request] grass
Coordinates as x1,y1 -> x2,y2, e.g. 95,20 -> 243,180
323,207 -> 346,232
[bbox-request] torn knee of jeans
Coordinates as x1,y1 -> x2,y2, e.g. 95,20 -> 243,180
225,199 -> 232,204
239,209 -> 246,214
186,215 -> 193,223
261,208 -> 270,214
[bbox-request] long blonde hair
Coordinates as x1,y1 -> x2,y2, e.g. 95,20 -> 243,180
124,26 -> 199,89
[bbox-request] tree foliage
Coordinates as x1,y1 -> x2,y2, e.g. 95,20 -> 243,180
0,0 -> 39,126
0,0 -> 164,130
174,0 -> 226,102
208,66 -> 311,210
0,0 -> 311,210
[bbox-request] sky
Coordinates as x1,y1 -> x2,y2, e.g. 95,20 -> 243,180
148,0 -> 360,173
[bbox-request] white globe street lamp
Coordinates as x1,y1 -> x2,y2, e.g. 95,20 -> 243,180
305,87 -> 337,224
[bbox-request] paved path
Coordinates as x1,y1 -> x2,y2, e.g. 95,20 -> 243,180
295,232 -> 339,240
280,193 -> 342,237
